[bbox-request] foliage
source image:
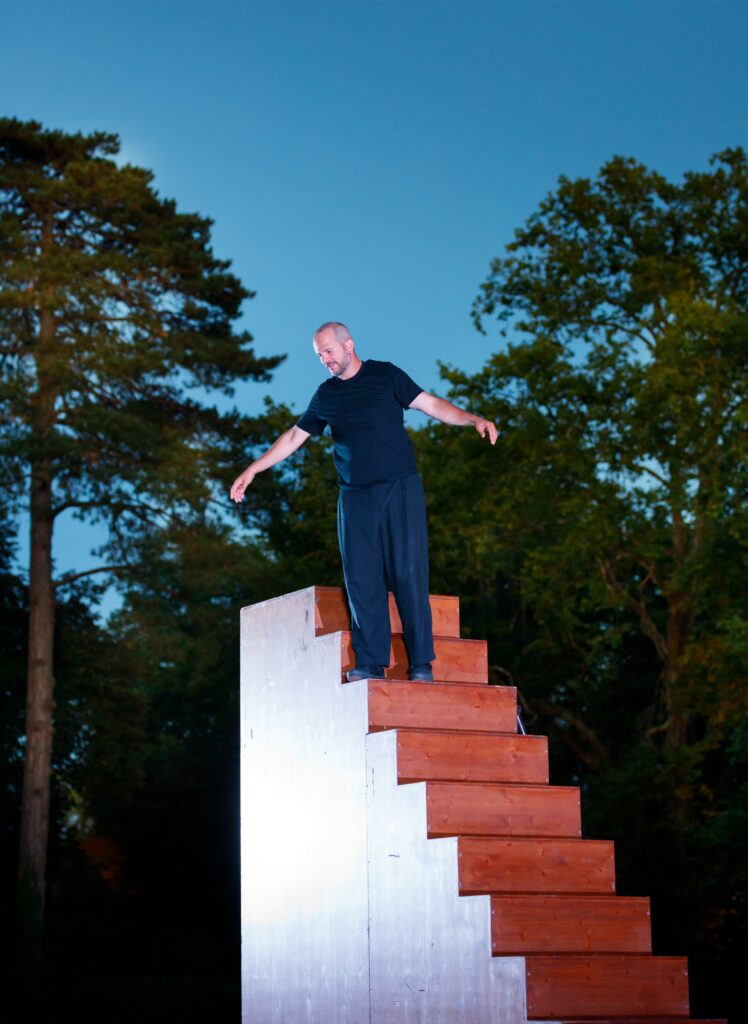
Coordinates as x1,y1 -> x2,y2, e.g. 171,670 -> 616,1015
1,518 -> 270,1021
3,125 -> 746,1020
0,116 -> 282,558
414,149 -> 748,1018
0,115 -> 283,973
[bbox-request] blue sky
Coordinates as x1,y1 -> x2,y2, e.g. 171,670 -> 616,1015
3,0 -> 747,604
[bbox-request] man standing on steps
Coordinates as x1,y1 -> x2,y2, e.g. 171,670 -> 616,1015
230,321 -> 498,683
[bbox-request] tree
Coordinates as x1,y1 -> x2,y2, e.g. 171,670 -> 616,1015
0,118 -> 282,960
408,148 -> 747,1018
469,147 -> 748,753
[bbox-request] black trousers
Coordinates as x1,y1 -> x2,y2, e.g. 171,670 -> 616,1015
337,472 -> 435,668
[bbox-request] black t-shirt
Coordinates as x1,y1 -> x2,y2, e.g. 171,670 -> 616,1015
296,359 -> 424,489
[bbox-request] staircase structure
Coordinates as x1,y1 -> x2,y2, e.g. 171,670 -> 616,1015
240,586 -> 717,1024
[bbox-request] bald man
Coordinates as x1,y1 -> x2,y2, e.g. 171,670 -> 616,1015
231,322 -> 497,682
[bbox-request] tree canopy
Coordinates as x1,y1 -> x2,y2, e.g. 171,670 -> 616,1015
0,117 -> 282,963
410,148 -> 748,1017
2,128 -> 745,1022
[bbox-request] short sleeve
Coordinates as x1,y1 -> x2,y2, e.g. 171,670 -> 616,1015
296,390 -> 328,437
389,363 -> 423,409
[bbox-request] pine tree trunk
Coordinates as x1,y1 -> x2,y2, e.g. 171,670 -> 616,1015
18,229 -> 58,975
18,461 -> 56,976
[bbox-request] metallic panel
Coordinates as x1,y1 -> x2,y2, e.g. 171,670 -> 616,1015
241,586 -> 532,1023
367,729 -> 528,1024
240,587 -> 371,1023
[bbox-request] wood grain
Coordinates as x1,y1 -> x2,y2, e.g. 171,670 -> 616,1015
491,894 -> 652,954
395,729 -> 548,784
525,955 -> 689,1019
426,781 -> 581,838
340,631 -> 487,683
458,836 -> 616,895
367,680 -> 517,733
314,586 -> 460,638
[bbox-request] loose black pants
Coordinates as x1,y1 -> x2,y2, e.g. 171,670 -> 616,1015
337,471 -> 435,668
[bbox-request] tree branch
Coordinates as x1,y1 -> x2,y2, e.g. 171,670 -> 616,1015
630,462 -> 669,487
597,555 -> 669,663
52,496 -> 177,524
589,316 -> 657,352
53,564 -> 131,590
523,693 -> 610,771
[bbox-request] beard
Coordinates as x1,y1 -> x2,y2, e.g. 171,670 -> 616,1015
329,352 -> 352,376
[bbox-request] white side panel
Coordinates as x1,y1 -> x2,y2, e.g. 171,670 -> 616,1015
240,587 -> 371,1024
240,586 -> 530,1024
366,729 -> 528,1024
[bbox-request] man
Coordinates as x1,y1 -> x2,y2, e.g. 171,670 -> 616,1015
230,322 -> 497,682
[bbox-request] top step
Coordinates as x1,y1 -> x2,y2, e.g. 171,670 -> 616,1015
314,586 -> 461,638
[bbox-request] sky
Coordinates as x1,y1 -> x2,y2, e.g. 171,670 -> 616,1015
3,0 -> 747,608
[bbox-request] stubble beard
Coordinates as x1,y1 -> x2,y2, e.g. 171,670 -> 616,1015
331,351 -> 352,377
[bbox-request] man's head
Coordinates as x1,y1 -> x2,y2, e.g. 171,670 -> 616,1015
313,321 -> 360,379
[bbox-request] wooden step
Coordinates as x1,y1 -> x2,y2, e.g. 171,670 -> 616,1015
491,895 -> 651,954
426,782 -> 581,838
556,1019 -> 722,1023
340,631 -> 487,683
525,955 -> 690,1019
395,729 -> 548,784
367,680 -> 517,733
458,836 -> 616,895
314,586 -> 460,638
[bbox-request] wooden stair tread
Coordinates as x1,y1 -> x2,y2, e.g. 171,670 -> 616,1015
338,631 -> 488,683
366,679 -> 517,733
427,780 -> 581,838
394,728 -> 548,784
525,955 -> 690,1019
458,836 -> 616,895
491,894 -> 652,954
314,585 -> 460,638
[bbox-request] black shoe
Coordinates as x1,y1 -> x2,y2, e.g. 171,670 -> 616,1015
408,663 -> 434,682
346,664 -> 386,682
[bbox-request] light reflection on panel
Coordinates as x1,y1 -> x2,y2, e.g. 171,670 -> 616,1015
240,587 -> 370,1023
240,586 -> 530,1023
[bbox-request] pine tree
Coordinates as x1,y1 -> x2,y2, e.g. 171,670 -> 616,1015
0,118 -> 282,964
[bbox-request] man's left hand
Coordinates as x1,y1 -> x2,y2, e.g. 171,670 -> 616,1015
474,418 -> 499,445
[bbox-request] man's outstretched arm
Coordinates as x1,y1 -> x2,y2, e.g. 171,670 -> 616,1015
409,391 -> 498,445
230,425 -> 311,503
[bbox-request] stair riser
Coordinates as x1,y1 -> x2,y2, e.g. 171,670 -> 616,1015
554,1019 -> 720,1023
367,681 -> 517,733
458,837 -> 616,895
491,895 -> 652,954
341,632 -> 488,683
315,587 -> 460,638
427,783 -> 581,838
396,732 -> 548,784
525,956 -> 690,1019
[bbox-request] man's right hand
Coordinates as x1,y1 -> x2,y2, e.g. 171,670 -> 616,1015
230,466 -> 256,503
230,426 -> 311,504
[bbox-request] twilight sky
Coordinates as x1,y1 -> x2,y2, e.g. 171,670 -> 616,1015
3,0 -> 747,600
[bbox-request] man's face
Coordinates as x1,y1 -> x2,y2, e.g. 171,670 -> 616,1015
313,330 -> 353,377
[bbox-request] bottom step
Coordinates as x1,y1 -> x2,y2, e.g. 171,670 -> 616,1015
525,955 -> 689,1019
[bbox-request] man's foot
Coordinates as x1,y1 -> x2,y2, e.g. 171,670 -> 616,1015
409,663 -> 434,682
346,665 -> 386,682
